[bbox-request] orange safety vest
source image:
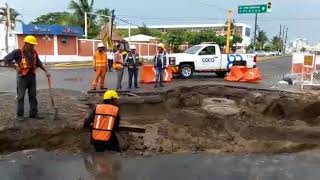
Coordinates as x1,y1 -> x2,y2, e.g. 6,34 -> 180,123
19,49 -> 37,76
92,104 -> 119,142
94,51 -> 107,68
113,52 -> 123,69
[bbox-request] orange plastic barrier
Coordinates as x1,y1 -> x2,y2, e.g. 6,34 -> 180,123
240,67 -> 262,82
224,66 -> 248,82
225,66 -> 262,83
140,65 -> 172,84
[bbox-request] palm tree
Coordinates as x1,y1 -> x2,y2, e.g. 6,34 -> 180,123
96,8 -> 110,26
257,30 -> 268,48
0,7 -> 22,29
0,7 -> 22,53
69,0 -> 95,29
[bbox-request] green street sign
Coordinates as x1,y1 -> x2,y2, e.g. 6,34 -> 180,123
238,4 -> 270,14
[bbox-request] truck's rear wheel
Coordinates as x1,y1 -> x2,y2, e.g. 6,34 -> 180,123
179,64 -> 193,79
216,71 -> 227,77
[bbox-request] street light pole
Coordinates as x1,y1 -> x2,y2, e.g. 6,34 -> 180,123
5,3 -> 11,53
84,12 -> 88,39
226,10 -> 232,54
253,13 -> 258,50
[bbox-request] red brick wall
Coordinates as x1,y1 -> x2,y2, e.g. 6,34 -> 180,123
133,43 -> 157,57
17,35 -> 54,55
58,36 -> 77,55
78,40 -> 93,56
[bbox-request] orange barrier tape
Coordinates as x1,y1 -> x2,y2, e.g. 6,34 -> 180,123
140,65 -> 172,84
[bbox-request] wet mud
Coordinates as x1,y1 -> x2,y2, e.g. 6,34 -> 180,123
1,86 -> 320,156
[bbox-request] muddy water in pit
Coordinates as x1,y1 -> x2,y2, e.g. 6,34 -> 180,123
1,149 -> 320,180
1,86 -> 320,155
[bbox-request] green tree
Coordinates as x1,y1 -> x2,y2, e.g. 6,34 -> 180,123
162,30 -> 186,52
256,30 -> 268,48
0,7 -> 22,29
69,0 -> 96,37
96,8 -> 110,26
270,36 -> 282,51
301,47 -> 307,52
31,12 -> 77,25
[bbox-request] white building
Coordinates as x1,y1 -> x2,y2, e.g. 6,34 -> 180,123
118,23 -> 252,50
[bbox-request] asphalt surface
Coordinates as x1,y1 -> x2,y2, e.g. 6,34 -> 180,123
0,56 -> 292,93
1,150 -> 320,180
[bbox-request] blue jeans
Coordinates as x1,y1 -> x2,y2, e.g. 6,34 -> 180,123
128,68 -> 139,88
16,74 -> 38,117
155,67 -> 164,86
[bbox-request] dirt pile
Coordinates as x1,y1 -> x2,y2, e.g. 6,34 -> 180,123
1,85 -> 320,155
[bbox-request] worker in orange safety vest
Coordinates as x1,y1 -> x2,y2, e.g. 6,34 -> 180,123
92,43 -> 108,90
83,90 -> 121,152
3,35 -> 51,121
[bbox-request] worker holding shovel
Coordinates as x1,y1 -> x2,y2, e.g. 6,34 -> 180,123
3,35 -> 51,121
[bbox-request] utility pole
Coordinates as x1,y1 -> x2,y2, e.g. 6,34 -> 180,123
5,3 -> 11,53
253,13 -> 258,50
284,27 -> 288,55
84,12 -> 88,39
226,10 -> 232,54
128,20 -> 131,43
282,25 -> 286,55
110,10 -> 115,42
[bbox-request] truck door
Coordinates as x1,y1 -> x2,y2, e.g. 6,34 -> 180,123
198,46 -> 221,71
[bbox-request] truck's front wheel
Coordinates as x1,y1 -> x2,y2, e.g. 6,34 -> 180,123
179,64 -> 194,79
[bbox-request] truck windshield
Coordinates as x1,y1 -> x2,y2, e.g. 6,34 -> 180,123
185,46 -> 202,54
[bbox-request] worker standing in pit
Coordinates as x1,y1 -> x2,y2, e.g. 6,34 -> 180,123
154,43 -> 167,88
125,45 -> 141,89
92,43 -> 108,90
113,45 -> 124,90
83,90 -> 121,152
3,35 -> 51,121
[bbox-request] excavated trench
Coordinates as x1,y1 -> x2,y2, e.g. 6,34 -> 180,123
1,86 -> 320,156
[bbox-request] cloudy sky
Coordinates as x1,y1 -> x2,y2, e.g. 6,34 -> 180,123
2,0 -> 320,43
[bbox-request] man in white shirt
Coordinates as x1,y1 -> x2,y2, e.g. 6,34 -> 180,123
107,49 -> 114,72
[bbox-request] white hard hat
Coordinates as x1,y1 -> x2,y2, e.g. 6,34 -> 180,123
98,43 -> 105,48
130,45 -> 136,50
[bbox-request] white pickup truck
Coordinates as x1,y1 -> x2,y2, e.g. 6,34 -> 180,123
168,43 -> 256,78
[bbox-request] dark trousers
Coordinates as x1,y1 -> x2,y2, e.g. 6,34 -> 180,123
128,68 -> 139,88
155,67 -> 164,86
17,74 -> 38,117
108,59 -> 113,71
93,134 -> 120,152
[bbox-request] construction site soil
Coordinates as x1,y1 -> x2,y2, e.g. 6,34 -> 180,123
1,85 -> 320,156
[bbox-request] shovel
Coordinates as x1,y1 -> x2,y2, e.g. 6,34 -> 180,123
47,76 -> 58,120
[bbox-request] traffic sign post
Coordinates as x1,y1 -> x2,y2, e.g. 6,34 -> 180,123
238,2 -> 272,50
238,4 -> 268,14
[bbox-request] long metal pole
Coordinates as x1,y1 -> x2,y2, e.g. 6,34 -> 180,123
84,12 -> 88,39
5,3 -> 11,53
253,13 -> 257,50
129,20 -> 131,43
226,10 -> 232,54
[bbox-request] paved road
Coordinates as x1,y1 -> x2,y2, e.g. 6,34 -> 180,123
0,56 -> 292,93
1,150 -> 320,180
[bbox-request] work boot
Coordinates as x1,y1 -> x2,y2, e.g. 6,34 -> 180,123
160,84 -> 165,87
135,86 -> 140,89
154,85 -> 158,88
29,115 -> 44,120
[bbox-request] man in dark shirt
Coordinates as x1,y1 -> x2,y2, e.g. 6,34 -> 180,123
4,35 -> 50,120
153,43 -> 167,88
125,45 -> 141,89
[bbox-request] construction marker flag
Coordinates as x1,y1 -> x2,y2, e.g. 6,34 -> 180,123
102,32 -> 113,48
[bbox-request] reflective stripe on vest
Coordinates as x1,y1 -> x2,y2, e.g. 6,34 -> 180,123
94,51 -> 107,67
19,49 -> 37,76
92,104 -> 119,142
113,52 -> 123,69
